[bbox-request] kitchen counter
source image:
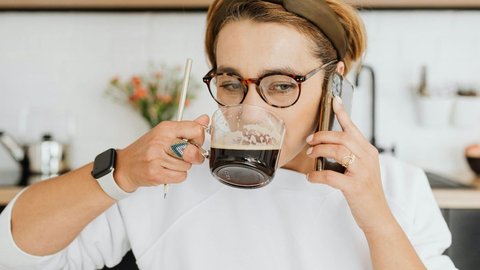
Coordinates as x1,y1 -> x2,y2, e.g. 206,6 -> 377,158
2,180 -> 480,209
433,188 -> 480,209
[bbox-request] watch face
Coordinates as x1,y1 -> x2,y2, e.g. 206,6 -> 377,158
92,148 -> 116,179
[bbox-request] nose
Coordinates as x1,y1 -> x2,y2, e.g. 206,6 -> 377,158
242,83 -> 265,107
238,83 -> 275,129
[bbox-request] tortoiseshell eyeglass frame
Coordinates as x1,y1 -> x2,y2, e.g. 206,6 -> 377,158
203,60 -> 337,108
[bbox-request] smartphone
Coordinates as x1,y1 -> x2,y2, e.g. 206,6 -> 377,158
315,72 -> 354,173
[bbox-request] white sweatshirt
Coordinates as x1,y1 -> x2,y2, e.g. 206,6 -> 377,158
0,155 -> 457,270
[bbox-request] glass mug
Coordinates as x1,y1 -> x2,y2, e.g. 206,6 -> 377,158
175,104 -> 286,189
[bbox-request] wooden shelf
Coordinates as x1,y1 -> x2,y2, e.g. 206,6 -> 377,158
347,0 -> 480,9
0,0 -> 212,9
1,0 -> 480,10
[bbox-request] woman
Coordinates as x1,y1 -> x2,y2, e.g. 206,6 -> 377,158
0,0 -> 456,269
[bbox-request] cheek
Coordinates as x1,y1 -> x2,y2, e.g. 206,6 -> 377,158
276,89 -> 322,165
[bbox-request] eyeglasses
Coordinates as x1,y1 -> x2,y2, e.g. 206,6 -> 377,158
203,60 -> 337,108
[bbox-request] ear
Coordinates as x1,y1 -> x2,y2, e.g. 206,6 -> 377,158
336,61 -> 345,76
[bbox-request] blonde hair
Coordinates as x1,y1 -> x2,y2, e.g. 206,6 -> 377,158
205,0 -> 366,74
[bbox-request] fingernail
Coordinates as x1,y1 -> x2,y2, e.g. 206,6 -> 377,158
195,114 -> 208,121
335,96 -> 343,105
306,134 -> 313,143
305,173 -> 310,180
306,147 -> 313,155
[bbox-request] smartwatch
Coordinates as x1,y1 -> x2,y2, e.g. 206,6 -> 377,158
91,148 -> 132,200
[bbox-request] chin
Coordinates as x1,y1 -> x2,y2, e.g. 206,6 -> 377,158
277,153 -> 289,168
278,143 -> 308,168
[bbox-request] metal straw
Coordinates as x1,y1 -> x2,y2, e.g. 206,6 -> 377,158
164,58 -> 193,199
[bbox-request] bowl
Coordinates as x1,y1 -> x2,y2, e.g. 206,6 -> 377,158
465,144 -> 480,176
467,157 -> 480,176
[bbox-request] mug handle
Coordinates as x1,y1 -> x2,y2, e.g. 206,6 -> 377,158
188,140 -> 210,159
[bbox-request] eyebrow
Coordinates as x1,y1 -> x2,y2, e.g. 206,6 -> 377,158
216,66 -> 301,78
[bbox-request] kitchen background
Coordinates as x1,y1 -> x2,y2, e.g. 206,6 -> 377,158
1,9 -> 480,183
2,4 -> 480,270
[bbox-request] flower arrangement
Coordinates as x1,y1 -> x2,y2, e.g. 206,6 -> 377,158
106,64 -> 200,128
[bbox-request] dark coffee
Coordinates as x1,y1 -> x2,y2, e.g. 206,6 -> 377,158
210,147 -> 280,189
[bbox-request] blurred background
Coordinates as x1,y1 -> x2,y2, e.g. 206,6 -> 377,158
1,0 -> 480,269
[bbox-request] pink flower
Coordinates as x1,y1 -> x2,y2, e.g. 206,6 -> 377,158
130,87 -> 148,102
157,95 -> 173,103
131,76 -> 142,87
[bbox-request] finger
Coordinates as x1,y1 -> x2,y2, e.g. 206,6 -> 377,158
306,144 -> 360,173
178,121 -> 207,146
332,96 -> 366,142
307,170 -> 351,191
158,168 -> 188,184
167,139 -> 189,160
193,114 -> 210,128
182,144 -> 206,164
192,114 -> 210,146
160,151 -> 193,172
147,164 -> 188,185
165,139 -> 206,164
157,119 -> 207,146
185,114 -> 210,146
306,131 -> 364,157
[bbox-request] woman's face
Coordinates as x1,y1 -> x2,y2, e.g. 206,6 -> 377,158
215,20 -> 326,167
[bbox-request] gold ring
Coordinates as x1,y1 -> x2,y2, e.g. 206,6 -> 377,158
341,153 -> 357,169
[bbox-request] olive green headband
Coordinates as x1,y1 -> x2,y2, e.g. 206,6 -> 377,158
263,0 -> 347,60
220,0 -> 347,60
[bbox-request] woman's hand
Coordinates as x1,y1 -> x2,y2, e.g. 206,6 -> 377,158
305,97 -> 396,235
113,114 -> 210,193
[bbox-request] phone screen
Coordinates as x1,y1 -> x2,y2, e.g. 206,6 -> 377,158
315,72 -> 354,173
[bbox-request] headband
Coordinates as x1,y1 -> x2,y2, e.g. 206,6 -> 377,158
263,0 -> 347,60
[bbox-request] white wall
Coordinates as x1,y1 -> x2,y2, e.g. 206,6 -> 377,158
0,10 -> 479,183
0,12 -> 217,174
358,10 -> 480,182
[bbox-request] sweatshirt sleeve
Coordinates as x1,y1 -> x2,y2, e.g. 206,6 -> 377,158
408,168 -> 458,270
0,188 -> 131,270
381,155 -> 457,270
